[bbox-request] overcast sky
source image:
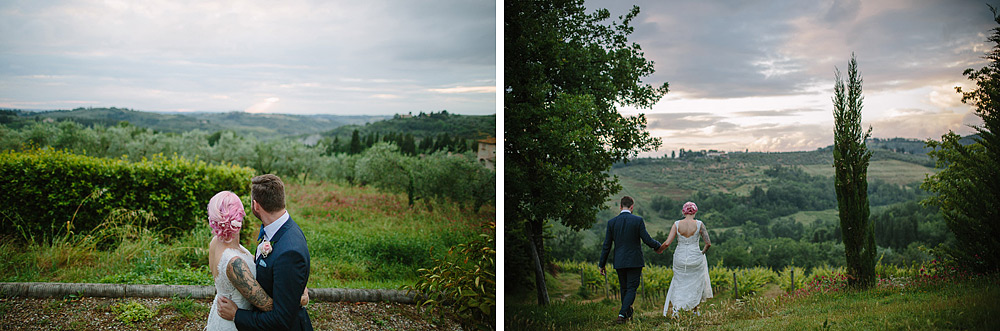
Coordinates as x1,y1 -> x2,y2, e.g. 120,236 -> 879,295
0,0 -> 495,115
587,0 -> 994,154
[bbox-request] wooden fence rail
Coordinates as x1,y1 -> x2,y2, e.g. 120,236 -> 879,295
0,282 -> 420,304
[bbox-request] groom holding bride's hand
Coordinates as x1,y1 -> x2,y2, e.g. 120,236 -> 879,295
218,174 -> 312,330
599,196 -> 663,324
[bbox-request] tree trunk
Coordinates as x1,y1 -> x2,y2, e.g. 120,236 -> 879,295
526,220 -> 550,305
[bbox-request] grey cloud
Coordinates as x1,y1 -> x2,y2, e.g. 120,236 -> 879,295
824,0 -> 861,24
646,112 -> 725,130
733,108 -> 822,117
0,0 -> 495,115
586,0 -> 994,99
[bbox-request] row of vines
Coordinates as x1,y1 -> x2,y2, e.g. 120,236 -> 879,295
555,259 -> 946,301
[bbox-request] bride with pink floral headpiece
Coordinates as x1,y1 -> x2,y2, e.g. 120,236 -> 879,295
656,201 -> 714,317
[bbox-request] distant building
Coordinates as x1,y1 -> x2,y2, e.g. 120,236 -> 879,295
477,137 -> 496,170
706,151 -> 728,158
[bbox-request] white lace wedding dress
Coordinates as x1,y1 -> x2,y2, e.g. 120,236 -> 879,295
663,220 -> 713,316
206,246 -> 256,331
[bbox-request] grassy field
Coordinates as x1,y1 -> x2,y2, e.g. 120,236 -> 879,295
779,209 -> 840,226
613,156 -> 935,212
507,267 -> 1000,330
800,159 -> 936,186
0,181 -> 493,289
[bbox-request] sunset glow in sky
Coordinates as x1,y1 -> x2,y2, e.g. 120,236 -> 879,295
2,0 -> 995,153
589,0 -> 993,154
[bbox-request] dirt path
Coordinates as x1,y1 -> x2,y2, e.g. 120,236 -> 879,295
0,296 -> 461,330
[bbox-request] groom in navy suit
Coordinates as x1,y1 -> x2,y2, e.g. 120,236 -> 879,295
599,196 -> 662,324
219,174 -> 312,330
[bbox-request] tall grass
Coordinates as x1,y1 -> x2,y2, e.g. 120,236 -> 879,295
512,261 -> 1000,330
289,182 -> 491,288
0,206 -> 212,285
1,181 -> 493,289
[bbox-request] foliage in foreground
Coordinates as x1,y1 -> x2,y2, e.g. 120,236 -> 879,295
923,4 -> 1000,274
0,148 -> 254,242
408,222 -> 496,331
111,300 -> 154,325
0,181 -> 493,291
506,0 -> 668,305
510,260 -> 999,330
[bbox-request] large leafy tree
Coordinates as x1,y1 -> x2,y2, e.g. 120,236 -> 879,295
505,0 -> 668,305
832,54 -> 876,289
922,5 -> 1000,273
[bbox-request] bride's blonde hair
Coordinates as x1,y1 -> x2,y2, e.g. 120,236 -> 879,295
208,191 -> 245,243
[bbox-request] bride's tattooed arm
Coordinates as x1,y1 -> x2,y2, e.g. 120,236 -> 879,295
226,257 -> 274,312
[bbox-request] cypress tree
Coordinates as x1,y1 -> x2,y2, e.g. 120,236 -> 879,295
349,129 -> 362,155
402,134 -> 416,156
832,54 -> 876,289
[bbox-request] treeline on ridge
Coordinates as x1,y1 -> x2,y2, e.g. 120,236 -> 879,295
0,119 -> 496,214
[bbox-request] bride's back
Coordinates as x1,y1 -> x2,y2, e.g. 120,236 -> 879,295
677,219 -> 698,238
213,247 -> 255,307
207,246 -> 255,330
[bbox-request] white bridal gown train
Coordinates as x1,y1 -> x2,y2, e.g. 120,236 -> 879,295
663,220 -> 713,316
205,247 -> 255,331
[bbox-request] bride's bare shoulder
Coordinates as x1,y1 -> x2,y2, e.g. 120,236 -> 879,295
209,236 -> 222,249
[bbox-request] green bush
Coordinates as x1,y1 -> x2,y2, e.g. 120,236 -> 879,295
0,148 -> 254,242
709,264 -> 734,290
733,266 -> 778,298
408,222 -> 495,330
806,265 -> 846,284
778,266 -> 807,292
111,300 -> 154,325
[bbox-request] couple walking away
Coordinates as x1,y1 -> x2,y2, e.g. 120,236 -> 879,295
599,196 -> 713,323
205,174 -> 313,331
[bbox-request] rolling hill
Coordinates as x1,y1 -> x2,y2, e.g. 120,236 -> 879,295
5,107 -> 385,137
321,111 -> 496,140
601,145 -> 940,236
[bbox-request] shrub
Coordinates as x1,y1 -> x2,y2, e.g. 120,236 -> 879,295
709,264 -> 734,291
0,148 -> 255,242
111,300 -> 154,325
408,222 -> 495,330
805,265 -> 846,284
778,266 -> 807,292
733,267 -> 778,298
414,151 -> 495,211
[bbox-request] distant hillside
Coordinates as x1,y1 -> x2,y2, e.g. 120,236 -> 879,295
4,107 -> 384,137
322,111 -> 496,140
612,146 -> 938,204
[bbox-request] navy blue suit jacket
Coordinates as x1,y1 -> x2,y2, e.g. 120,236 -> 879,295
599,211 -> 661,269
234,216 -> 312,331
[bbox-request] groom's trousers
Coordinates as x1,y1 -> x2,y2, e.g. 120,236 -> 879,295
616,267 -> 642,318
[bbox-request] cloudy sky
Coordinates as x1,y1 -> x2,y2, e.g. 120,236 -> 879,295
587,0 -> 994,154
0,0 -> 495,115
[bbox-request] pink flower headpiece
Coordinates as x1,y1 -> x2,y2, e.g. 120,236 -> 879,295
208,191 -> 246,243
682,201 -> 698,215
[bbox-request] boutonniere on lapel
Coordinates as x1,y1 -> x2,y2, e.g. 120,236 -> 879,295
260,240 -> 273,258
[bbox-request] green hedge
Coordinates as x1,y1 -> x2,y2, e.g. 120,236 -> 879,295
0,148 -> 255,241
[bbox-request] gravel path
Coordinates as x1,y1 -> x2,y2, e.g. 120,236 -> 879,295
0,296 -> 462,330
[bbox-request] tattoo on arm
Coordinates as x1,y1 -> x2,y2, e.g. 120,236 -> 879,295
227,257 -> 274,312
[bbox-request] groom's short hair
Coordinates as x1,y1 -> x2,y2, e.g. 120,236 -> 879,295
621,196 -> 634,208
251,174 -> 285,213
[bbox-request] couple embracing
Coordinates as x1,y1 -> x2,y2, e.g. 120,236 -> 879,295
598,196 -> 713,323
204,174 -> 313,331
